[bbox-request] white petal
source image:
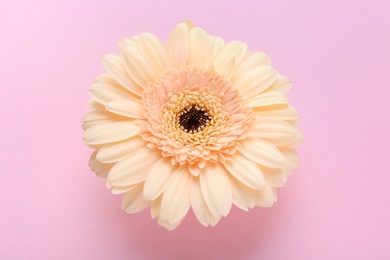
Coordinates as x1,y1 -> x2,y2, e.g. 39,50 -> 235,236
213,41 -> 246,77
137,33 -> 169,71
268,75 -> 292,93
102,54 -> 142,96
159,166 -> 190,224
89,81 -> 141,105
240,138 -> 286,168
122,47 -> 158,88
121,185 -> 149,213
200,163 -> 232,217
166,22 -> 189,68
188,27 -> 212,69
234,66 -> 277,99
223,153 -> 264,189
247,91 -> 288,108
83,121 -> 141,145
255,185 -> 276,207
105,100 -> 144,119
246,119 -> 298,146
96,137 -> 146,163
253,105 -> 299,121
190,176 -> 218,226
143,158 -> 175,201
108,148 -> 160,186
89,150 -> 113,178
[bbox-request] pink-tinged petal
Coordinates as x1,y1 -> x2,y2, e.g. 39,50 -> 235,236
159,166 -> 190,224
143,158 -> 175,201
166,22 -> 189,68
102,54 -> 142,95
247,91 -> 288,108
137,33 -> 169,71
190,176 -> 220,227
268,75 -> 292,93
223,153 -> 265,189
89,150 -> 114,178
233,66 -> 277,99
122,47 -> 158,88
96,137 -> 146,163
255,185 -> 276,207
200,163 -> 232,217
188,27 -> 212,69
108,148 -> 160,187
239,138 -> 286,168
121,185 -> 149,213
253,105 -> 299,121
246,119 -> 298,146
105,100 -> 144,119
83,121 -> 141,145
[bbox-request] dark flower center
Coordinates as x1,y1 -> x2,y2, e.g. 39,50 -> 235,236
178,106 -> 211,132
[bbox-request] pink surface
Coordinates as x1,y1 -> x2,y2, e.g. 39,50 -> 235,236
1,0 -> 390,259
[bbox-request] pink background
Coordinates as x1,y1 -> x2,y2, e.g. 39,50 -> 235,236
1,0 -> 390,259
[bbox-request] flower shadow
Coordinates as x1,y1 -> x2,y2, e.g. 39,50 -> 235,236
118,205 -> 283,260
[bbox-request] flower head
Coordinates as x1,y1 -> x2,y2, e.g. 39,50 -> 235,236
83,21 -> 302,230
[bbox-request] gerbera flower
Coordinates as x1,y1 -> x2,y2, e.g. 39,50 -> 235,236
82,21 -> 302,230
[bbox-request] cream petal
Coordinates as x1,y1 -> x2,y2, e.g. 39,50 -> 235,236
188,27 -> 212,69
200,163 -> 232,217
246,119 -> 298,146
108,148 -> 160,186
102,54 -> 142,96
86,99 -> 105,110
235,51 -> 271,79
239,138 -> 286,168
229,175 -> 257,211
234,66 -> 277,99
105,100 -> 144,119
137,33 -> 169,71
89,81 -> 141,105
89,150 -> 114,178
253,105 -> 299,121
143,158 -> 175,201
150,196 -> 162,219
247,91 -> 288,108
82,110 -> 124,130
166,22 -> 189,68
210,36 -> 224,59
223,153 -> 264,189
280,147 -> 300,175
96,137 -> 146,163
118,36 -> 138,54
190,176 -> 216,226
158,217 -> 185,231
83,121 -> 141,145
255,185 -> 276,207
159,166 -> 190,224
262,167 -> 288,187
111,185 -> 135,194
213,41 -> 246,76
122,47 -> 158,88
121,185 -> 149,213
268,75 -> 292,93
